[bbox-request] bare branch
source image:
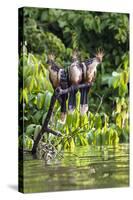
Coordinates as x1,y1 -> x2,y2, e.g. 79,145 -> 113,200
32,82 -> 92,154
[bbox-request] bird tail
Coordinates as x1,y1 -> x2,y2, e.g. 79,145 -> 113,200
80,87 -> 90,115
60,94 -> 68,124
68,89 -> 77,114
58,69 -> 69,123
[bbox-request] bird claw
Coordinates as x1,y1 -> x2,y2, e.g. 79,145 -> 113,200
80,104 -> 88,115
60,113 -> 67,124
68,105 -> 75,114
70,85 -> 77,92
55,87 -> 61,96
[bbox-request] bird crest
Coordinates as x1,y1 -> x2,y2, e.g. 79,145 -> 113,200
48,53 -> 55,61
95,48 -> 104,62
72,49 -> 80,62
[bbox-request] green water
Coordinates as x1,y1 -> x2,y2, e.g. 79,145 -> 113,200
23,144 -> 129,193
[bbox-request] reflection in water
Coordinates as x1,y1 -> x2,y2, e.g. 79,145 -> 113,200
23,144 -> 129,193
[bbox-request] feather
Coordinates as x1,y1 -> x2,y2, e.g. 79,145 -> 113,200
68,51 -> 82,113
47,54 -> 68,123
68,89 -> 77,114
79,48 -> 104,115
80,87 -> 90,115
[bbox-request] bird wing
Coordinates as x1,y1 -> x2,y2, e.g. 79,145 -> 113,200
85,58 -> 94,66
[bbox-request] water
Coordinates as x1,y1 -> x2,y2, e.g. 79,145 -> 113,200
22,144 -> 129,193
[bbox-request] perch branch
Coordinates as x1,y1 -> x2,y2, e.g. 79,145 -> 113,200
32,93 -> 58,154
56,83 -> 92,96
32,82 -> 92,154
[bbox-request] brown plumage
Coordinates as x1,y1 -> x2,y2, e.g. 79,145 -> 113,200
47,54 -> 60,89
68,50 -> 82,113
47,54 -> 68,123
80,49 -> 104,115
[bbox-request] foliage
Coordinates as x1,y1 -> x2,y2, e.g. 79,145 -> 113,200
19,8 -> 129,151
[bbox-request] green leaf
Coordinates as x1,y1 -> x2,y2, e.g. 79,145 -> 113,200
70,138 -> 75,151
44,91 -> 52,110
95,114 -> 102,129
37,93 -> 45,109
34,125 -> 42,140
33,111 -> 43,124
24,135 -> 34,150
29,77 -> 34,92
23,88 -> 28,104
42,112 -> 47,125
116,114 -> 122,128
26,124 -> 36,137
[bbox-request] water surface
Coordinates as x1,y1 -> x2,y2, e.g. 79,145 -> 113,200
23,144 -> 129,193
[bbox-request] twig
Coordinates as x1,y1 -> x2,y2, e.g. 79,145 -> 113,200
95,94 -> 104,114
55,93 -> 104,148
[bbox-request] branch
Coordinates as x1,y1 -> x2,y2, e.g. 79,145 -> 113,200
32,82 -> 92,154
46,128 -> 62,136
32,93 -> 58,154
56,83 -> 92,96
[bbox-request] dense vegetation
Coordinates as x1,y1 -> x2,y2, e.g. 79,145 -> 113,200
19,7 -> 129,151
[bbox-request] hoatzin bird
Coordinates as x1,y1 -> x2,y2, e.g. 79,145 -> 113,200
47,54 -> 68,123
80,49 -> 104,115
68,50 -> 82,113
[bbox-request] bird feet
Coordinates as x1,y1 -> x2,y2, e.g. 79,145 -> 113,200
70,85 -> 77,92
60,112 -> 67,124
68,105 -> 75,114
55,87 -> 61,97
80,104 -> 88,116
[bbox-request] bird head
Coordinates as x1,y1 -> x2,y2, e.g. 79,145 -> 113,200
72,49 -> 79,62
48,53 -> 55,62
95,48 -> 104,63
46,53 -> 55,69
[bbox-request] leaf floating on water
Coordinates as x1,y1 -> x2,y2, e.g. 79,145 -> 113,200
103,173 -> 110,178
